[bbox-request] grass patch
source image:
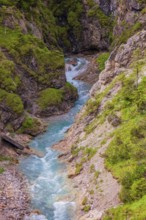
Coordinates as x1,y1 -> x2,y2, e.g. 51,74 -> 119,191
113,22 -> 142,46
0,89 -> 24,114
103,66 -> 146,218
104,196 -> 146,220
0,51 -> 20,92
83,205 -> 91,212
71,145 -> 83,157
0,167 -> 4,174
38,88 -> 63,110
84,147 -> 97,160
90,164 -> 95,173
0,26 -> 64,86
18,115 -> 43,135
74,147 -> 97,175
0,155 -> 12,162
96,52 -> 110,72
75,163 -> 83,175
63,82 -> 78,98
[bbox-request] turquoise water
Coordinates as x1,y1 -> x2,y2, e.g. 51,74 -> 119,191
20,58 -> 91,220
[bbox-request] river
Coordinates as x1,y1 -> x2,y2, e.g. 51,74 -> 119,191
20,58 -> 91,220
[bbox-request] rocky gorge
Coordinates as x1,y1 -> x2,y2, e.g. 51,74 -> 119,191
1,0 -> 146,219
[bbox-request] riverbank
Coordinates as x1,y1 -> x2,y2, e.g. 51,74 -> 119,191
0,131 -> 46,220
18,57 -> 92,220
0,162 -> 30,220
66,54 -> 100,85
52,107 -> 121,219
0,56 -> 97,220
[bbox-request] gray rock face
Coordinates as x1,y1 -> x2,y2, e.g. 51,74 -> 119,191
78,0 -> 146,52
81,17 -> 109,51
128,0 -> 144,11
2,7 -> 43,39
110,0 -> 146,38
110,0 -> 118,14
79,0 -> 111,51
99,0 -> 111,15
110,0 -> 145,14
91,30 -> 146,95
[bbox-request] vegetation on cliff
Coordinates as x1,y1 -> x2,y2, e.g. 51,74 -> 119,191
1,0 -> 146,218
81,50 -> 146,218
87,0 -> 113,42
48,0 -> 83,50
103,66 -> 146,219
0,0 -> 79,134
96,52 -> 110,72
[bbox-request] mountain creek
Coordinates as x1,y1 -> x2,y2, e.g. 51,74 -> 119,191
1,1 -> 146,219
19,57 -> 91,220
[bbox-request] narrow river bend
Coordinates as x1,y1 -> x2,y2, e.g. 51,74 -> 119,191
20,58 -> 91,220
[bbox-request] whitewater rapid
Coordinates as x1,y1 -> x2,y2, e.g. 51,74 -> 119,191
21,58 -> 91,220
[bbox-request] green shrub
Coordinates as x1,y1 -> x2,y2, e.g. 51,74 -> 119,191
38,88 -> 63,110
89,189 -> 94,195
0,51 -> 20,92
75,163 -> 83,175
0,155 -> 11,161
113,22 -> 142,46
0,89 -> 24,114
71,146 -> 83,157
83,205 -> 91,212
67,11 -> 81,36
0,0 -> 17,6
82,62 -> 146,219
0,26 -> 64,86
0,167 -> 4,174
82,197 -> 88,205
87,5 -> 111,27
63,82 -> 78,97
94,170 -> 100,179
96,52 -> 110,72
87,3 -> 113,42
86,0 -> 95,7
17,0 -> 37,10
19,115 -> 42,135
5,92 -> 24,114
90,164 -> 95,173
103,196 -> 146,220
49,0 -> 83,46
84,147 -> 97,160
130,178 -> 146,200
103,71 -> 146,217
142,7 -> 146,14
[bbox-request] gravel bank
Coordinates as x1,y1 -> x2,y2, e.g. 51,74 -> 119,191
0,166 -> 31,220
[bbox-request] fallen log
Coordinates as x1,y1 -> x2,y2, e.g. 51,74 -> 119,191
1,135 -> 24,150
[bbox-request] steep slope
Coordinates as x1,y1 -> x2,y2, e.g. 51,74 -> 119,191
1,0 -> 146,136
111,0 -> 146,46
1,0 -> 146,219
0,1 -> 78,135
54,29 -> 146,219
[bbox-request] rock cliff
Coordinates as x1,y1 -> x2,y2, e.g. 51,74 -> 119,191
54,29 -> 146,219
51,0 -> 146,216
1,0 -> 146,219
0,1 -> 78,135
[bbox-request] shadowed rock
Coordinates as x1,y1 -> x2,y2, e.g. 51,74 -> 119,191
1,134 -> 24,150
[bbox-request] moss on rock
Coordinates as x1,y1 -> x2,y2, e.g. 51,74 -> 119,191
18,115 -> 45,136
38,88 -> 64,110
0,89 -> 24,114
